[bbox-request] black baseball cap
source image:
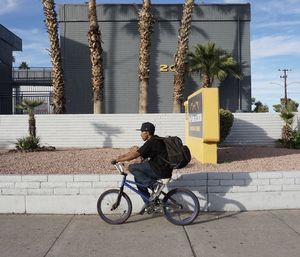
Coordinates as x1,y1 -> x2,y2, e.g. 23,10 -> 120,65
136,122 -> 155,134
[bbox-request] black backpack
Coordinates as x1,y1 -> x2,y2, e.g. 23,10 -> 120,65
158,136 -> 191,169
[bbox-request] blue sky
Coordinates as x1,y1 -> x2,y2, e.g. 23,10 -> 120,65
1,0 -> 300,110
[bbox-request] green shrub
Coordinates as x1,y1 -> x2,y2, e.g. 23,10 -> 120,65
219,109 -> 234,143
276,108 -> 299,149
253,101 -> 269,112
292,129 -> 300,149
276,128 -> 300,149
16,136 -> 40,150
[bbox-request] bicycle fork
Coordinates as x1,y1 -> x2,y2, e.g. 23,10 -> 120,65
111,175 -> 126,211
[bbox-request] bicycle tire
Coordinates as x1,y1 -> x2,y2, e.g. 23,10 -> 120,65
97,189 -> 132,224
162,188 -> 199,225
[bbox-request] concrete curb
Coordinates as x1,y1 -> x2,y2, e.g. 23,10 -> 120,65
1,170 -> 300,214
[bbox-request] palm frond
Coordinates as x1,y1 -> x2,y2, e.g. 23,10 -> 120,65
186,42 -> 242,87
280,111 -> 295,125
16,99 -> 44,110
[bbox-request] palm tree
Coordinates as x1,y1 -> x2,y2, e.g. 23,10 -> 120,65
280,111 -> 295,148
18,61 -> 30,70
16,99 -> 44,138
42,0 -> 66,114
172,0 -> 195,113
87,0 -> 104,114
187,42 -> 242,88
138,0 -> 154,113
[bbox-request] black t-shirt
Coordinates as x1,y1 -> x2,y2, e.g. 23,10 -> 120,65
137,135 -> 173,178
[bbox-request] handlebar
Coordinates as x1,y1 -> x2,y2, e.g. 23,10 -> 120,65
113,162 -> 127,176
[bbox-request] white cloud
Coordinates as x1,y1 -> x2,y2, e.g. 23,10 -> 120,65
11,28 -> 51,67
255,20 -> 300,28
0,0 -> 17,15
251,35 -> 300,59
255,0 -> 300,15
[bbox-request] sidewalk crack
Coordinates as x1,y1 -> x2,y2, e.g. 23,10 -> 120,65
183,226 -> 197,257
43,215 -> 75,257
269,211 -> 300,237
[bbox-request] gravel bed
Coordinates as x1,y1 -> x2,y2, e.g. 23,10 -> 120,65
0,146 -> 300,175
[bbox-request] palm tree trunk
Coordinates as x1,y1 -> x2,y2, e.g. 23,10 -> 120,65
202,74 -> 210,88
42,0 -> 66,114
87,0 -> 104,114
172,0 -> 194,113
138,0 -> 154,113
28,112 -> 36,138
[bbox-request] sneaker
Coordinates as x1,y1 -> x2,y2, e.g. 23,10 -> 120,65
149,182 -> 164,201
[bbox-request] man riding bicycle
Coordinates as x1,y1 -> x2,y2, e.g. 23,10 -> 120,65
111,122 -> 173,214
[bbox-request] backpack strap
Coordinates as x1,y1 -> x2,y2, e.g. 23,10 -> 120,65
158,155 -> 171,165
154,136 -> 173,166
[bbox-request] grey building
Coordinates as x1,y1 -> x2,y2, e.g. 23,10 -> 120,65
0,25 -> 22,114
59,3 -> 251,114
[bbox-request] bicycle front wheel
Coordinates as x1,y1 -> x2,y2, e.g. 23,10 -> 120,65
162,188 -> 199,225
97,189 -> 132,224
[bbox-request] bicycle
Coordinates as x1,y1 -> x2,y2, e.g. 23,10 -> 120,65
97,163 -> 200,225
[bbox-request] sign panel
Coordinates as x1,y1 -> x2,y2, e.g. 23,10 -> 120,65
188,93 -> 202,138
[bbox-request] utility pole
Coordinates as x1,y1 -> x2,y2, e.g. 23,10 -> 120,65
278,68 -> 291,108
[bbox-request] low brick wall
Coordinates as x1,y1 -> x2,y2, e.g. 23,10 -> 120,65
1,171 -> 300,214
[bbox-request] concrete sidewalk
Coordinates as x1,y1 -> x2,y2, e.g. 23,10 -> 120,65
0,210 -> 300,257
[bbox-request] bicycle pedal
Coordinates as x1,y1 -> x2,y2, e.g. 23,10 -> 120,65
154,199 -> 161,205
146,206 -> 155,214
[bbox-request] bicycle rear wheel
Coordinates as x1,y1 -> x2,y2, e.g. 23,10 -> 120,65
162,188 -> 199,225
97,189 -> 132,224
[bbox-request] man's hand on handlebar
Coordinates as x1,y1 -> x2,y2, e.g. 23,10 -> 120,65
111,159 -> 118,165
110,160 -> 128,175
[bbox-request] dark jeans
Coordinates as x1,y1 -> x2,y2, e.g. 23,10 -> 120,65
128,161 -> 159,204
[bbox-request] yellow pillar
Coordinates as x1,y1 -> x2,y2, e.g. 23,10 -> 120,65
184,88 -> 219,164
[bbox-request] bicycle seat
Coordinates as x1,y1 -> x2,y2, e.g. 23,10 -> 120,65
158,178 -> 171,185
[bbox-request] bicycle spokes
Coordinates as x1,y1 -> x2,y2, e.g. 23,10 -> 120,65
162,188 -> 199,225
97,189 -> 132,224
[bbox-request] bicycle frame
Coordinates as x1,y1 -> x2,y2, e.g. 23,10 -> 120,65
111,163 -> 173,211
112,175 -> 183,212
121,176 -> 150,201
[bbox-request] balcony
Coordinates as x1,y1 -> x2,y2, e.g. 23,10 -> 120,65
12,67 -> 52,86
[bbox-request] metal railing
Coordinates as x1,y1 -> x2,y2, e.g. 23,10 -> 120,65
0,68 -> 53,114
12,67 -> 52,81
14,92 -> 53,114
0,92 -> 53,114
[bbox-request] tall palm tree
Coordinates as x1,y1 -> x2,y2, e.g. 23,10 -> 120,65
187,42 -> 242,88
16,99 -> 44,138
42,0 -> 65,114
138,0 -> 154,113
172,0 -> 195,113
87,0 -> 104,114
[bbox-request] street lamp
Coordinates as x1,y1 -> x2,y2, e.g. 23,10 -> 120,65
270,82 -> 282,87
287,82 -> 300,86
269,80 -> 300,107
